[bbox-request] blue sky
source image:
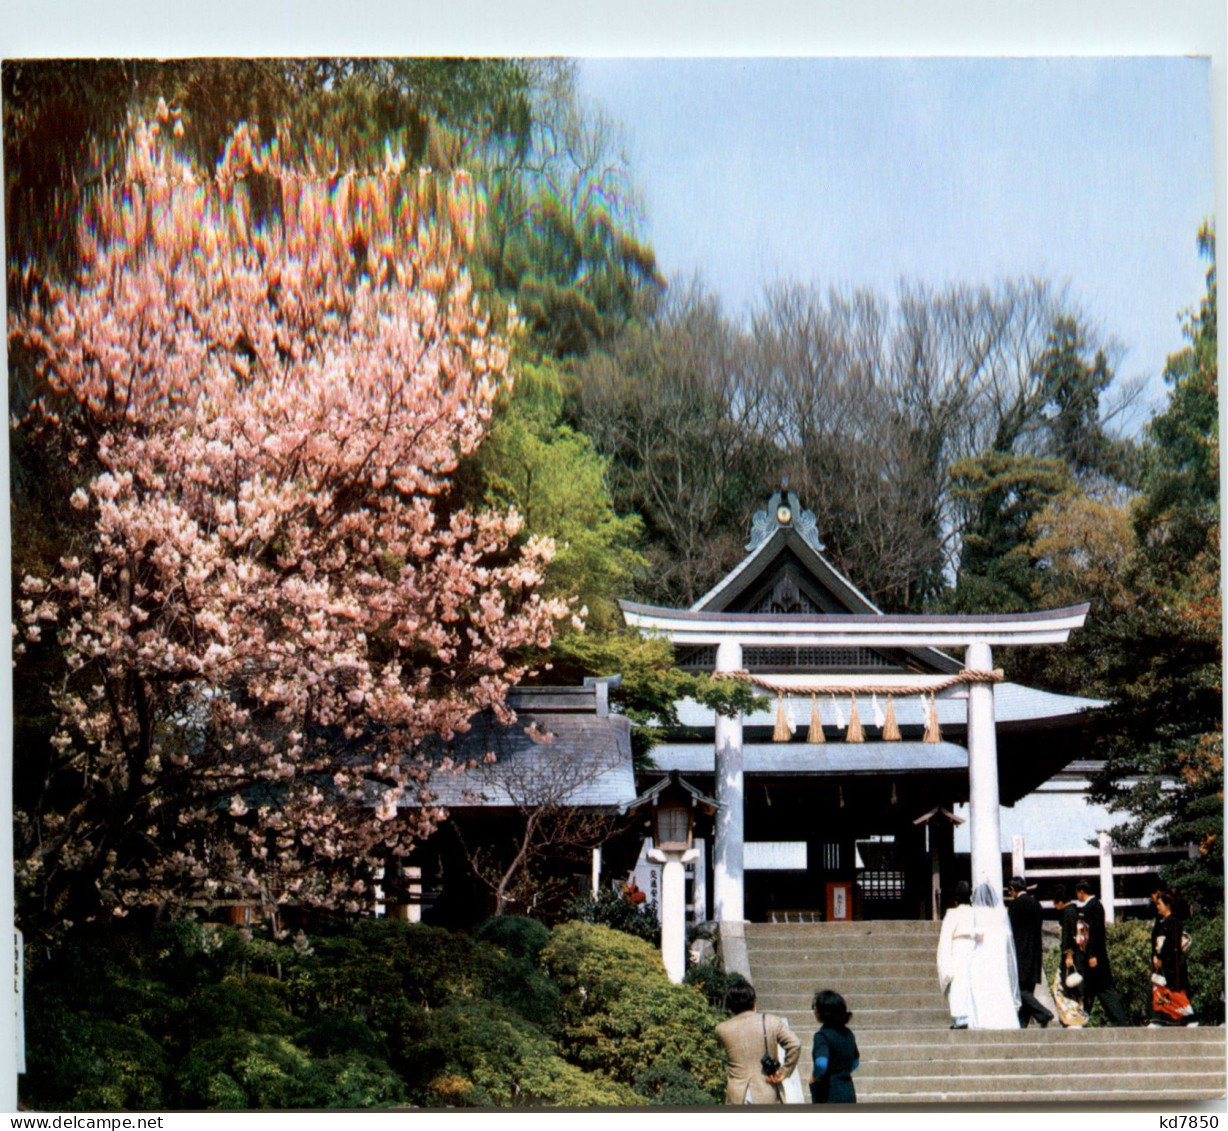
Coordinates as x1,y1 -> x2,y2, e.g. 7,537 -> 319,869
577,56 -> 1216,430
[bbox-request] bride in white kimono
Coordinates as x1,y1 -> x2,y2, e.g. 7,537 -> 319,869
967,882 -> 1022,1029
938,881 -> 1022,1030
936,881 -> 975,1028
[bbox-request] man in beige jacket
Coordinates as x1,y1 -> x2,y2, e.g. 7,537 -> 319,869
715,982 -> 802,1104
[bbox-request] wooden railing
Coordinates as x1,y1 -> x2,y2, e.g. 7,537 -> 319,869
1010,833 -> 1195,922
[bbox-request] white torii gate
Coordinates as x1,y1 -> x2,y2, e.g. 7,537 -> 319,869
619,601 -> 1090,920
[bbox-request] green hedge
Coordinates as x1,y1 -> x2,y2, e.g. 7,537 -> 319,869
21,915 -> 684,1111
541,921 -> 726,1102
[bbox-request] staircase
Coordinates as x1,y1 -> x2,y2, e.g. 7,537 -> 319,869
746,920 -> 1227,1104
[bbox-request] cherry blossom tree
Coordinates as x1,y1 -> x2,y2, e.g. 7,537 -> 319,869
11,111 -> 572,929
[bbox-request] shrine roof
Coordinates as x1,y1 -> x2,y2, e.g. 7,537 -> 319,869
646,741 -> 970,776
405,689 -> 637,810
670,682 -> 1104,731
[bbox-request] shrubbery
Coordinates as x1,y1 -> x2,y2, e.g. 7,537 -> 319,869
541,922 -> 726,1102
22,914 -> 718,1111
563,889 -> 661,945
684,961 -> 749,1011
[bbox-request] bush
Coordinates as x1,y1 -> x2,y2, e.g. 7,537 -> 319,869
174,1031 -> 405,1109
474,915 -> 561,1028
387,997 -> 637,1107
476,915 -> 551,963
684,962 -> 748,1012
541,922 -> 725,1102
1100,919 -> 1153,1027
1186,908 -> 1225,1023
563,890 -> 660,945
633,1063 -> 718,1106
23,1007 -> 170,1112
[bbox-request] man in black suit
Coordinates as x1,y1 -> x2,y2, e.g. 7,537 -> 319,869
1007,875 -> 1054,1027
1074,878 -> 1130,1025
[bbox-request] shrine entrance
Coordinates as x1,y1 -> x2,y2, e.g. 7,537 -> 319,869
622,487 -> 1098,924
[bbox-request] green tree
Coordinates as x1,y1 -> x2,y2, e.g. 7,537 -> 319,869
1025,228 -> 1219,943
946,452 -> 1072,613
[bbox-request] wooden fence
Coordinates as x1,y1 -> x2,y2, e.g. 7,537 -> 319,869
1010,833 -> 1195,922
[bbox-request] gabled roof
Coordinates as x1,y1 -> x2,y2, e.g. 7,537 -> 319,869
691,526 -> 885,615
683,490 -> 961,674
405,687 -> 637,811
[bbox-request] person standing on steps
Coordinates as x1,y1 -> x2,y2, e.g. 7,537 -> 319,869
1074,878 -> 1130,1026
808,989 -> 860,1104
1052,884 -> 1089,1027
1007,876 -> 1054,1028
1150,889 -> 1196,1027
937,880 -> 975,1029
715,982 -> 802,1104
967,881 -> 1021,1028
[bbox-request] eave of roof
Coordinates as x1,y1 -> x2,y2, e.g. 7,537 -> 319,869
647,741 -> 970,776
668,682 -> 1104,731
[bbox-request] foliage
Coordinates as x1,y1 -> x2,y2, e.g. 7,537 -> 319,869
563,889 -> 661,946
632,1063 -> 721,1106
1185,908 -> 1226,1023
946,452 -> 1072,612
457,357 -> 644,638
541,921 -> 726,1100
1066,227 -> 1221,917
23,1007 -> 171,1112
683,961 -> 749,1012
175,1032 -> 407,1110
10,115 -> 571,933
575,285 -> 776,607
3,59 -> 657,359
22,916 -> 664,1111
1096,919 -> 1154,1028
475,913 -> 552,963
409,998 -> 638,1107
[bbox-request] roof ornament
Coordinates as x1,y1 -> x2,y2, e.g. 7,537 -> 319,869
746,478 -> 825,553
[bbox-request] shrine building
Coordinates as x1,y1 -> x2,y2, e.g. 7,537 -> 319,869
620,486 -> 1102,923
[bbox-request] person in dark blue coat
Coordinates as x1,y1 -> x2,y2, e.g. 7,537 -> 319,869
808,989 -> 859,1104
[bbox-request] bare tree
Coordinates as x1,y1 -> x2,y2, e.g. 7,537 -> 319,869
453,713 -> 633,917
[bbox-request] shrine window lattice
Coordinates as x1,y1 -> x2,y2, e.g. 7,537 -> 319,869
859,870 -> 907,902
677,645 -> 900,671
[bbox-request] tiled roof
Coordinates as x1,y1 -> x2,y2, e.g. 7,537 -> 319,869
670,682 -> 1104,731
410,709 -> 636,810
645,741 -> 970,775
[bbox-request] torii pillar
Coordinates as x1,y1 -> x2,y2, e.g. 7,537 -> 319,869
713,640 -> 744,922
965,642 -> 1003,903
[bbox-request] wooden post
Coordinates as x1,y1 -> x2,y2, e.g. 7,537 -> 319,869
1012,835 -> 1026,882
1098,832 -> 1115,923
713,640 -> 745,922
691,837 -> 708,923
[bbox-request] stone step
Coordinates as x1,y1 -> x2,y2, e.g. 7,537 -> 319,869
750,957 -> 936,972
851,1026 -> 1228,1047
855,1055 -> 1228,1078
749,934 -> 939,947
747,921 -> 942,933
856,1070 -> 1224,1095
859,1086 -> 1227,1104
758,991 -> 943,1010
775,1008 -> 952,1030
751,977 -> 933,992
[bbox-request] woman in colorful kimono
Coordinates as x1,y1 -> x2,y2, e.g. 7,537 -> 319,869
1150,890 -> 1196,1027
